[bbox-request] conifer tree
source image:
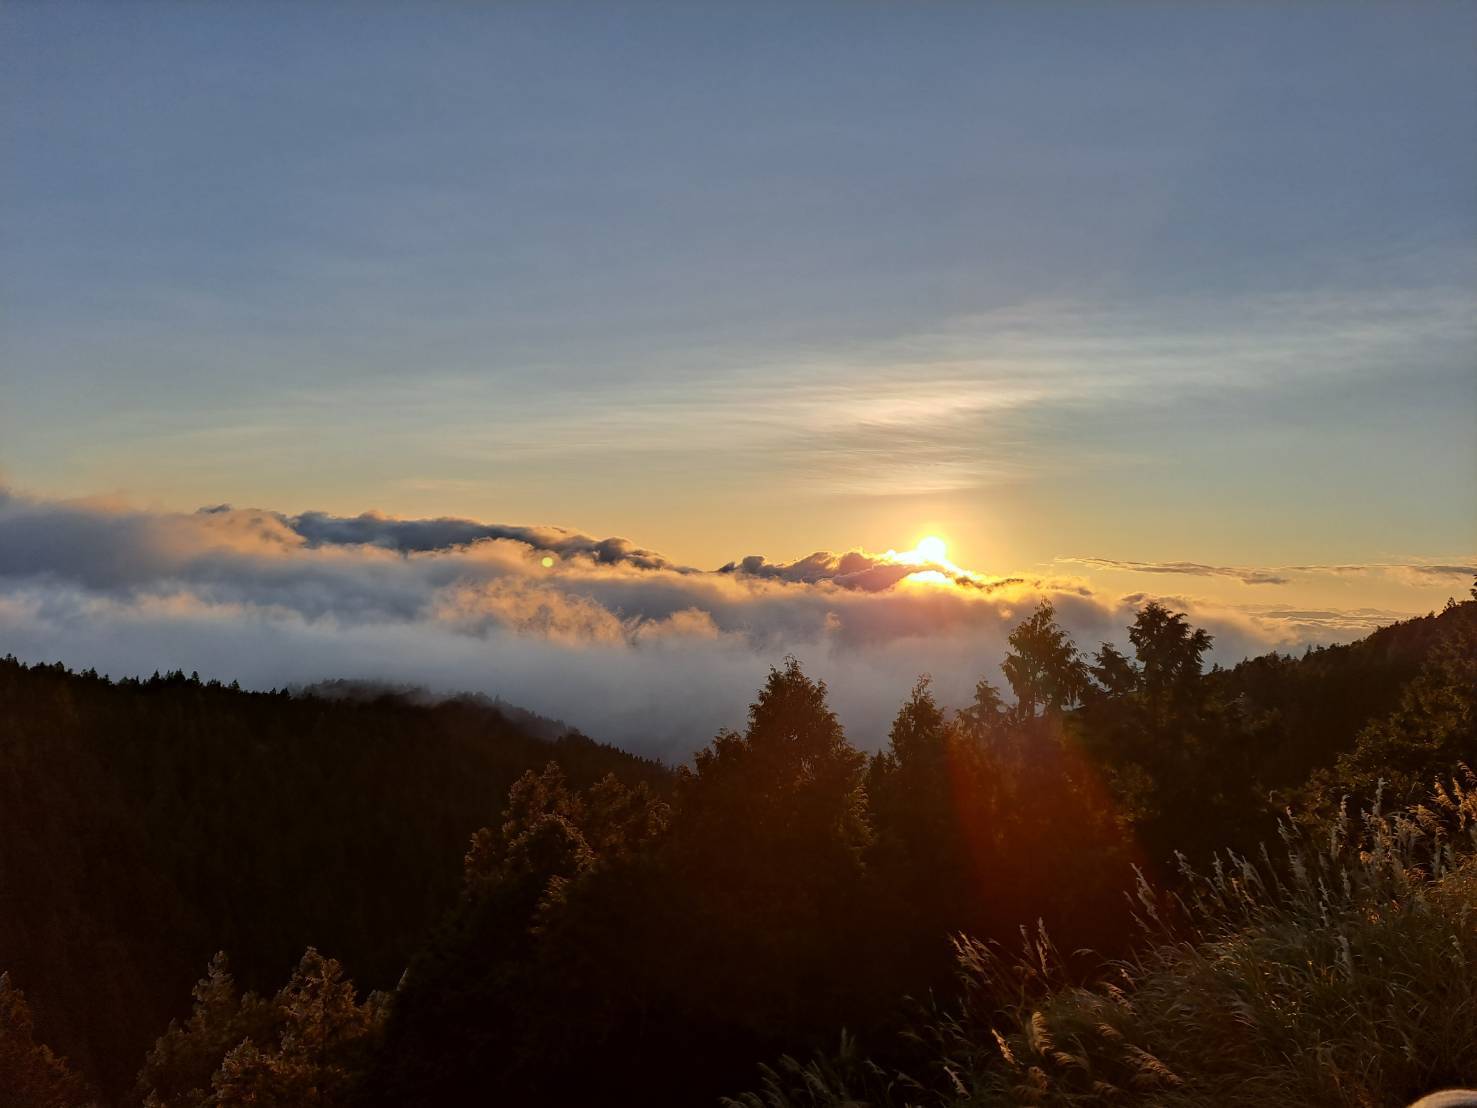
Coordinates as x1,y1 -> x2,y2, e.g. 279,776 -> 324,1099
679,656 -> 871,881
136,953 -> 276,1108
138,950 -> 384,1108
0,972 -> 96,1108
1128,601 -> 1213,728
1001,602 -> 1088,717
955,676 -> 1008,739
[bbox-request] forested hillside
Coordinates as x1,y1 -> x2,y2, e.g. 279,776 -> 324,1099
0,665 -> 663,1097
2,592 -> 1473,1106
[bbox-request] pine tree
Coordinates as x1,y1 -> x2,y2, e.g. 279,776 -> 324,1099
681,656 -> 871,871
0,972 -> 96,1108
252,949 -> 384,1106
1001,601 -> 1088,717
1128,601 -> 1213,729
138,950 -> 384,1108
136,953 -> 276,1108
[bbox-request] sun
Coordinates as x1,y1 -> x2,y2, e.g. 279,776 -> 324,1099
885,535 -> 953,566
881,533 -> 987,589
915,535 -> 947,564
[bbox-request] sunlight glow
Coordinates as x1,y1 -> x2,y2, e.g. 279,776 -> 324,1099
888,535 -> 953,567
904,569 -> 953,587
883,535 -> 978,588
915,536 -> 948,564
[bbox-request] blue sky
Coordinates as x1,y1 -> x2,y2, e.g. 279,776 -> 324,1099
3,2 -> 1474,589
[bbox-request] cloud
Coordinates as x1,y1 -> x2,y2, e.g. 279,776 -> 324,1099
1287,562 -> 1477,586
268,508 -> 680,570
0,487 -> 1433,759
1064,557 -> 1290,586
393,285 -> 1476,500
719,550 -> 1017,593
1116,593 -> 1413,641
1068,555 -> 1477,589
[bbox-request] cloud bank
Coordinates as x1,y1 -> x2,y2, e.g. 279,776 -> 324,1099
0,489 -> 1440,760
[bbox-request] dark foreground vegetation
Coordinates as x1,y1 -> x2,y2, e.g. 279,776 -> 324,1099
2,588 -> 1474,1107
0,668 -> 661,1097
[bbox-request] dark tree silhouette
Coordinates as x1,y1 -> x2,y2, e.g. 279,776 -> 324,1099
0,659 -> 661,1097
1002,601 -> 1089,717
1128,601 -> 1214,730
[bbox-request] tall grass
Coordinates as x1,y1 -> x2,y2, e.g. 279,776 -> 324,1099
728,769 -> 1477,1108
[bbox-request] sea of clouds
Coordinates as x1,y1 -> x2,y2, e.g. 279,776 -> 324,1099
0,487 -> 1464,760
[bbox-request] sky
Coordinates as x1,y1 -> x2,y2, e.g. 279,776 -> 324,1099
1,3 -> 1474,755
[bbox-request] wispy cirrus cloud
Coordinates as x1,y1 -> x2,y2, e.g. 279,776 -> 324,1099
1063,557 -> 1291,586
1064,556 -> 1476,589
136,284 -> 1472,507
1286,562 -> 1477,585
